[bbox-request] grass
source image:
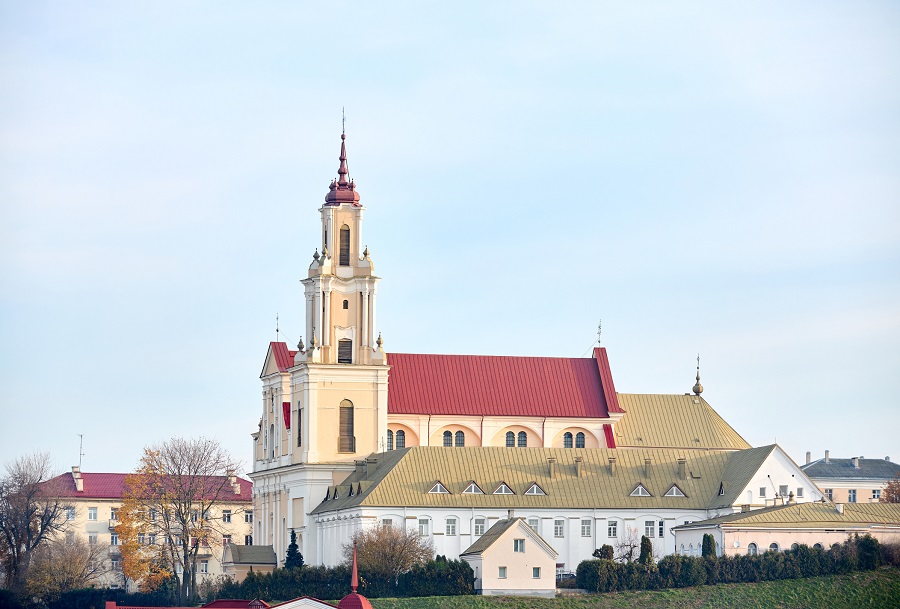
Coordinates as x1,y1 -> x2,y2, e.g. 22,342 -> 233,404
369,568 -> 900,609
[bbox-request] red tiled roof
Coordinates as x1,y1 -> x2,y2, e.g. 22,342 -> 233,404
386,348 -> 618,418
48,472 -> 252,502
271,342 -> 298,372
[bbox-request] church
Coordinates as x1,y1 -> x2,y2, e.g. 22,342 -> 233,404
248,131 -> 822,572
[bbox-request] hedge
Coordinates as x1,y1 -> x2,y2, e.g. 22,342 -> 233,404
576,534 -> 884,594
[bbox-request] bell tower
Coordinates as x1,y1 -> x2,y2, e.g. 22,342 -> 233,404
301,131 -> 382,366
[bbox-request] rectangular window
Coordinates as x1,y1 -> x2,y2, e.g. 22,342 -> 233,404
873,489 -> 882,500
644,520 -> 655,538
66,507 -> 76,520
110,508 -> 118,521
222,510 -> 232,523
533,567 -> 541,579
148,534 -> 156,545
111,534 -> 119,546
88,507 -> 97,521
554,519 -> 565,538
298,407 -> 303,447
608,521 -> 617,538
200,560 -> 209,574
138,533 -> 145,545
88,534 -> 97,545
339,403 -> 355,451
381,519 -> 392,528
419,519 -> 429,536
244,535 -> 252,545
581,519 -> 591,537
514,539 -> 525,553
474,518 -> 485,536
528,518 -> 539,533
111,559 -> 120,570
498,566 -> 507,579
796,487 -> 804,498
759,487 -> 766,498
446,518 -> 457,536
779,485 -> 788,497
849,489 -> 857,503
659,520 -> 665,538
245,511 -> 254,523
338,340 -> 353,365
191,510 -> 199,523
825,489 -> 833,501
223,534 -> 232,546
149,509 -> 157,521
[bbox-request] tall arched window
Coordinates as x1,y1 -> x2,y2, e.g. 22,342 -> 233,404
338,339 -> 352,364
505,431 -> 515,447
387,430 -> 393,451
517,431 -> 527,447
339,400 -> 355,452
455,431 -> 465,447
339,225 -> 350,266
442,431 -> 452,447
748,543 -> 758,556
563,432 -> 573,448
575,432 -> 585,448
396,430 -> 406,449
269,424 -> 275,459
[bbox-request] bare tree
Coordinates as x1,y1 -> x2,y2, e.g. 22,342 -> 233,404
341,524 -> 433,584
117,437 -> 241,604
25,537 -> 106,601
882,474 -> 900,503
614,526 -> 642,563
0,453 -> 67,591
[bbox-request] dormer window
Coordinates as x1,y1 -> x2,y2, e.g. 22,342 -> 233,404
463,482 -> 484,495
339,225 -> 350,266
428,482 -> 450,494
718,483 -> 726,496
524,483 -> 546,496
630,484 -> 652,497
493,483 -> 515,495
665,484 -> 686,497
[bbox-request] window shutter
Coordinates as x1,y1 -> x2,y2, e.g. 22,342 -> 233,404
339,402 -> 355,452
339,226 -> 350,266
338,339 -> 353,364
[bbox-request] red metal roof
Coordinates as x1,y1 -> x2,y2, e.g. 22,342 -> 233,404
603,424 -> 617,448
271,342 -> 298,372
204,601 -> 272,608
386,348 -> 618,418
49,472 -> 252,502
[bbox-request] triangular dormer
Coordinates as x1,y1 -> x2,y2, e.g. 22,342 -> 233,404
524,482 -> 546,496
493,482 -> 515,495
463,482 -> 484,495
718,482 -> 726,496
428,481 -> 450,494
665,484 -> 686,497
630,483 -> 652,497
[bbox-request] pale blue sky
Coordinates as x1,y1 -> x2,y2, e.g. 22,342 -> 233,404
1,2 -> 898,475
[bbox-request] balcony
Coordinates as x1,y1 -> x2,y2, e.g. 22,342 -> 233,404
338,436 -> 356,453
108,519 -> 119,530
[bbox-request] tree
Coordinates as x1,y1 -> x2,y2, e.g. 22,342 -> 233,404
117,437 -> 241,604
284,529 -> 304,570
701,533 -> 716,558
592,544 -> 614,560
614,527 -> 642,563
342,524 -> 433,584
639,535 -> 653,565
0,453 -> 68,592
881,474 -> 900,503
24,537 -> 106,602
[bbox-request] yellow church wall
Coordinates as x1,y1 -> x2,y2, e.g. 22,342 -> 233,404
430,423 -> 481,447
388,423 -> 420,447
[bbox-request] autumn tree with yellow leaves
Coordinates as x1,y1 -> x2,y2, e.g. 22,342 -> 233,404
116,437 -> 241,604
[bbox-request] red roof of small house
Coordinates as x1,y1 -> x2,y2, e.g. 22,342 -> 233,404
385,347 -> 621,419
272,342 -> 298,372
48,472 -> 252,502
204,601 -> 272,608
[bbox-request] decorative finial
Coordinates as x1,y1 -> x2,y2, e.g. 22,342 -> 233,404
322,244 -> 329,258
324,128 -> 361,204
297,337 -> 305,351
313,248 -> 320,261
351,540 -> 359,593
310,329 -> 318,349
376,333 -> 383,349
363,245 -> 369,259
692,354 -> 703,395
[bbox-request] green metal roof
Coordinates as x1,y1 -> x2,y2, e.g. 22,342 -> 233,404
673,501 -> 900,530
614,394 -> 750,451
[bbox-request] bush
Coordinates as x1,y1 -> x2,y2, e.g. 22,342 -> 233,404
701,534 -> 716,558
880,542 -> 900,567
639,535 -> 653,565
592,544 -> 614,560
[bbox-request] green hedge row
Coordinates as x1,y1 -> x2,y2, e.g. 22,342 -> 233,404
213,555 -> 474,601
576,534 -> 883,594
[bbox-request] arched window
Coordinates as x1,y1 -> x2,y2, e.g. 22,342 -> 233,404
748,543 -> 758,556
563,432 -> 573,448
342,299 -> 349,309
575,432 -> 585,448
506,431 -> 515,447
680,544 -> 685,556
269,424 -> 275,459
517,431 -> 527,447
455,431 -> 465,447
688,544 -> 694,556
339,400 -> 354,452
443,431 -> 452,447
338,339 -> 352,364
769,543 -> 779,552
396,430 -> 406,449
339,225 -> 350,266
813,543 -> 823,550
790,543 -> 799,551
387,430 -> 393,451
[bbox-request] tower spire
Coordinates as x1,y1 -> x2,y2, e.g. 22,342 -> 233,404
325,121 -> 361,205
351,541 -> 359,593
692,354 -> 703,395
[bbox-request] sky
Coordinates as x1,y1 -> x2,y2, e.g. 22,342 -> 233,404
1,2 -> 898,478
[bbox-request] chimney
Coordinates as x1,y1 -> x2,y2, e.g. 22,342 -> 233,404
644,458 -> 652,478
677,458 -> 686,480
835,503 -> 844,515
805,451 -> 811,465
887,456 -> 891,462
788,491 -> 795,504
365,457 -> 378,478
852,457 -> 859,469
548,458 -> 556,479
825,450 -> 830,464
71,466 -> 83,493
574,457 -> 583,478
355,460 -> 365,476
608,457 -> 616,476
507,509 -> 515,519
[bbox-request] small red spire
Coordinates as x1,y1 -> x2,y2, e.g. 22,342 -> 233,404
351,541 -> 359,593
325,131 -> 361,205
